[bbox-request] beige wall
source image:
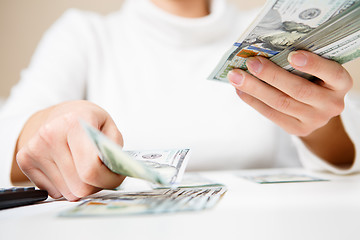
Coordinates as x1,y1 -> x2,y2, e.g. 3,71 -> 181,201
1,0 -> 359,99
0,0 -> 124,98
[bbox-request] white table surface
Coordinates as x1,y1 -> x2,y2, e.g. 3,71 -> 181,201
1,168 -> 360,240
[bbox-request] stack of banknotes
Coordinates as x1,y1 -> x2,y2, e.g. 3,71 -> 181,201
208,0 -> 360,82
60,174 -> 227,217
81,121 -> 190,186
76,123 -> 227,216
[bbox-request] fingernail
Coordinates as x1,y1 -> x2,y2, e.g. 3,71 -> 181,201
228,70 -> 244,86
246,57 -> 262,74
288,51 -> 307,67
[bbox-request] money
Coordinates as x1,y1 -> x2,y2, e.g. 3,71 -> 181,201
81,121 -> 190,186
208,0 -> 360,82
153,172 -> 225,189
59,185 -> 227,217
125,149 -> 189,185
271,2 -> 360,79
239,173 -> 328,184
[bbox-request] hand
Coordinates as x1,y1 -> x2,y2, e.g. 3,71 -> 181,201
227,50 -> 353,137
14,100 -> 125,201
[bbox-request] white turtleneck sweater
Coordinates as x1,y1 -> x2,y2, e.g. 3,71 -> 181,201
1,0 -> 360,186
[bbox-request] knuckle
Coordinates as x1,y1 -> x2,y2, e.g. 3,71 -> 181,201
294,84 -> 313,100
334,67 -> 348,80
293,124 -> 312,137
79,167 -> 99,185
238,91 -> 257,108
71,184 -> 94,198
242,77 -> 263,97
16,150 -> 33,171
38,124 -> 57,145
332,100 -> 345,115
315,115 -> 327,126
262,108 -> 277,122
274,95 -> 291,112
326,99 -> 344,116
297,129 -> 311,137
25,137 -> 44,160
296,113 -> 332,136
105,129 -> 124,147
60,190 -> 77,201
311,61 -> 322,74
48,191 -> 63,199
265,66 -> 281,86
261,61 -> 283,85
113,131 -> 124,146
63,112 -> 80,128
334,67 -> 352,90
106,176 -> 126,189
308,55 -> 323,73
288,119 -> 315,137
310,110 -> 329,126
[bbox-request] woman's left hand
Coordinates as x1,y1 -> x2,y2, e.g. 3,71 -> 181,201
227,50 -> 353,137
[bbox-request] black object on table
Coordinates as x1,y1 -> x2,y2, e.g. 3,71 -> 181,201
0,187 -> 48,210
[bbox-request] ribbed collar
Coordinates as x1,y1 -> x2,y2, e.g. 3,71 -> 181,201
121,0 -> 236,47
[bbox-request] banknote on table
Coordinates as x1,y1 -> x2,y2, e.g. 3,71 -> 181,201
208,0 -> 360,82
153,172 -> 225,189
80,121 -> 190,186
59,185 -> 227,217
239,173 -> 329,184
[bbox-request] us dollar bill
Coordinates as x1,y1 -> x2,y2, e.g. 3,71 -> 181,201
270,2 -> 360,79
208,0 -> 360,82
125,149 -> 189,185
80,121 -> 190,186
59,185 -> 227,217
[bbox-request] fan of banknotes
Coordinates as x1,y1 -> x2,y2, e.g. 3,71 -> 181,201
208,0 -> 360,82
60,186 -> 227,217
72,124 -> 227,216
81,121 -> 190,186
60,173 -> 227,217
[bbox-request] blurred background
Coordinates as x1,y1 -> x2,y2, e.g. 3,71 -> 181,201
1,0 -> 359,103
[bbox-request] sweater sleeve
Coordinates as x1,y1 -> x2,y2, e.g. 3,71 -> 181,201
293,92 -> 360,175
0,9 -> 93,186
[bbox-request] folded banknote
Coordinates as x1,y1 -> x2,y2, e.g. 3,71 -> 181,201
81,121 -> 190,186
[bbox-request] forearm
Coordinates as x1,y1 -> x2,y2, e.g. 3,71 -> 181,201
300,115 -> 355,168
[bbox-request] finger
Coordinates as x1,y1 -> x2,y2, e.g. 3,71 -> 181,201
244,56 -> 330,107
288,50 -> 353,91
16,149 -> 62,199
228,69 -> 314,120
53,142 -> 100,199
38,162 -> 79,201
235,89 -> 310,136
40,118 -> 99,198
25,169 -> 62,199
25,129 -> 80,201
66,114 -> 125,189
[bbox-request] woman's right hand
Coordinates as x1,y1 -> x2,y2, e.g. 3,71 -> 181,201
12,100 -> 125,201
